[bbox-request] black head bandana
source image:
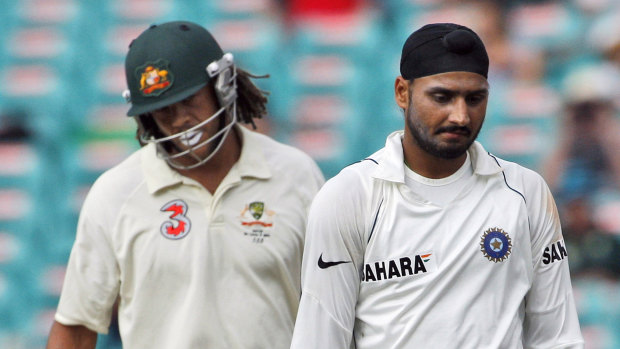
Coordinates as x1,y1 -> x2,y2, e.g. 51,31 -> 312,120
400,23 -> 489,80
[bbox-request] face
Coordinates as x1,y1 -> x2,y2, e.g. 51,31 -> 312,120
396,71 -> 489,159
149,86 -> 224,165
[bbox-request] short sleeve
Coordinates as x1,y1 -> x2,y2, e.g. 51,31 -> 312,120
55,183 -> 120,334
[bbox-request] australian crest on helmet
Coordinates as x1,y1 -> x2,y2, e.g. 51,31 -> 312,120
136,59 -> 174,97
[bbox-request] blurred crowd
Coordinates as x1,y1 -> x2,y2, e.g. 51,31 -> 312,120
1,0 -> 620,348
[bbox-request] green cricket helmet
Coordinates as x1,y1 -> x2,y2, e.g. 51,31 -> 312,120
124,21 -> 225,116
123,21 -> 239,170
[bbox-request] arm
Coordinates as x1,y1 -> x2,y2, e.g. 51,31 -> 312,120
54,180 -> 121,338
47,321 -> 97,349
522,175 -> 584,348
290,173 -> 367,348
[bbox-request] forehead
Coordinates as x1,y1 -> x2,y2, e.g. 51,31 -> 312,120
168,86 -> 214,106
413,71 -> 489,92
185,85 -> 213,100
150,85 -> 216,117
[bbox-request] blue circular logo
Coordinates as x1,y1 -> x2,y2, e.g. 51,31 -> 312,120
480,228 -> 512,262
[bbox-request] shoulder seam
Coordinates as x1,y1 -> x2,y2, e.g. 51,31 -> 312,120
368,197 -> 384,243
343,157 -> 379,170
487,153 -> 526,204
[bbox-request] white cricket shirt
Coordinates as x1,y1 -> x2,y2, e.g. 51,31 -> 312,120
291,131 -> 583,349
56,125 -> 324,348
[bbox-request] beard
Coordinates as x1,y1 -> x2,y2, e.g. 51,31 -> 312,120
405,105 -> 482,159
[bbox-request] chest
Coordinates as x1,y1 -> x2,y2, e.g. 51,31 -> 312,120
362,179 -> 533,285
112,182 -> 306,283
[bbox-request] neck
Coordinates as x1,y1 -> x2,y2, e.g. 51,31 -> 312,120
402,134 -> 468,179
176,127 -> 242,194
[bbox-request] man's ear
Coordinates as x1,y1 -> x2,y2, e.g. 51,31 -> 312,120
394,76 -> 410,110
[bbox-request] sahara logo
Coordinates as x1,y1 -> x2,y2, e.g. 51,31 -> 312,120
240,201 -> 275,243
542,239 -> 568,265
160,199 -> 191,240
362,252 -> 434,282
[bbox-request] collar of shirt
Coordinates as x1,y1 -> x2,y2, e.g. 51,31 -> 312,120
141,124 -> 272,194
372,130 -> 504,183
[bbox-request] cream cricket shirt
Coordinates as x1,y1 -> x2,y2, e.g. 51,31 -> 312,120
56,126 -> 324,348
291,131 -> 584,349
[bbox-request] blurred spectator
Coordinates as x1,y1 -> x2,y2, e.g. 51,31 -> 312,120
561,197 -> 620,280
542,63 -> 620,283
588,6 -> 620,67
0,110 -> 32,141
542,63 -> 620,203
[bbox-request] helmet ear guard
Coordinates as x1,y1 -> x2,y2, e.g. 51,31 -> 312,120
207,53 -> 237,110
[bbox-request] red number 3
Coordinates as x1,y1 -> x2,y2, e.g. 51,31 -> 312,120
160,200 -> 191,239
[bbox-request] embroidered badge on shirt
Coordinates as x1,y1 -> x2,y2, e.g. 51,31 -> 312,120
480,227 -> 512,262
240,201 -> 275,243
160,199 -> 191,240
136,59 -> 173,96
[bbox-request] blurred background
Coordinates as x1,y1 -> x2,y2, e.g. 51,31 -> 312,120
1,0 -> 619,347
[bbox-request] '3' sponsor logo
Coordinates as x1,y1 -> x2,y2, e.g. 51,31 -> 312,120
160,199 -> 191,240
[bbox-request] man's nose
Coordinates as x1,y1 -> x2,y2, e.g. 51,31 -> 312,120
448,98 -> 470,126
169,104 -> 193,127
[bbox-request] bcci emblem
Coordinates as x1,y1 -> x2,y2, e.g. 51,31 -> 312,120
240,201 -> 275,243
135,59 -> 173,96
480,227 -> 512,263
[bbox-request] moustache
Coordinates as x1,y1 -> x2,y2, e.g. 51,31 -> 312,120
436,126 -> 471,136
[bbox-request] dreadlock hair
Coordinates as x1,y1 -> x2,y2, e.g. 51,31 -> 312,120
234,67 -> 270,129
134,66 -> 270,145
135,113 -> 161,147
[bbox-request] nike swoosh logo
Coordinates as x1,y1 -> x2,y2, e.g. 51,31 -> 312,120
318,253 -> 351,269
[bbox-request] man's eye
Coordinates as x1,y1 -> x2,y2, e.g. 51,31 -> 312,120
433,94 -> 450,103
467,95 -> 486,105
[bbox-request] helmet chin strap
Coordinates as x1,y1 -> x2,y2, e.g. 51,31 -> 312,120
162,101 -> 237,170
